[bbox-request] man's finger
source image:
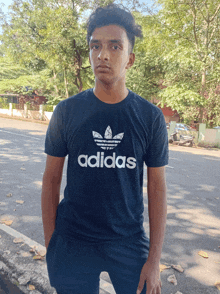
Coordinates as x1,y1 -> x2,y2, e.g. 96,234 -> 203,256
157,287 -> 161,294
157,281 -> 162,294
145,281 -> 161,294
145,283 -> 152,294
136,276 -> 145,294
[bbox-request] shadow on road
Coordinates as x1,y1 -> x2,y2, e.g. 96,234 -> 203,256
0,126 -> 48,244
0,272 -> 25,294
0,121 -> 220,293
143,150 -> 220,293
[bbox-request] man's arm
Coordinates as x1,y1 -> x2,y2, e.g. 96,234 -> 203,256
137,166 -> 167,294
41,155 -> 65,249
147,166 -> 167,263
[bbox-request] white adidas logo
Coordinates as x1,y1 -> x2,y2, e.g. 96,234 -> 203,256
93,126 -> 124,150
77,126 -> 137,169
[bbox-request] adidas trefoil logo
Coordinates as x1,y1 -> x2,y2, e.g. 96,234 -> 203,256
93,126 -> 124,150
78,126 -> 136,169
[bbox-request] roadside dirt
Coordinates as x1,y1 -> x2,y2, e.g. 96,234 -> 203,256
0,114 -> 49,125
169,144 -> 220,158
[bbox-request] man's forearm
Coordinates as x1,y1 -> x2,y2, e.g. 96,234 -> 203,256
41,176 -> 60,249
147,186 -> 167,264
136,180 -> 167,294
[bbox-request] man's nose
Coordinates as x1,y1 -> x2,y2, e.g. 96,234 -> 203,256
98,47 -> 109,61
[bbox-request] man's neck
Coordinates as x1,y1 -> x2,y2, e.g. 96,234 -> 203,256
93,81 -> 129,104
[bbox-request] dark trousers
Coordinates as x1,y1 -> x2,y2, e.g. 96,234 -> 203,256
46,230 -> 149,294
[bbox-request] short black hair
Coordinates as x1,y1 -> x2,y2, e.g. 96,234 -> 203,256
86,4 -> 143,52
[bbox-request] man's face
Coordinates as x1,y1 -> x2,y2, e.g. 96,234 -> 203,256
89,25 -> 135,86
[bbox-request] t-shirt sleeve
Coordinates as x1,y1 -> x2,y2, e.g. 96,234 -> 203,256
144,110 -> 169,167
44,103 -> 68,157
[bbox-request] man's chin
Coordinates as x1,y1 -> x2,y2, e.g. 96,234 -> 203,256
96,75 -> 115,86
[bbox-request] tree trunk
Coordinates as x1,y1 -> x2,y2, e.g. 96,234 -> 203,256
77,69 -> 83,93
64,69 -> 69,98
199,68 -> 206,123
53,70 -> 59,96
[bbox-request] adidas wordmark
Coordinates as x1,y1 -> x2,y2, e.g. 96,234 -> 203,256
78,152 -> 136,169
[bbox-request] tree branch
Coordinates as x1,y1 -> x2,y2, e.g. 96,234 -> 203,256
209,3 -> 220,23
190,1 -> 200,57
208,24 -> 218,47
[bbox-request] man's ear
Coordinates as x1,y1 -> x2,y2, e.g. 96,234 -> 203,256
126,53 -> 135,69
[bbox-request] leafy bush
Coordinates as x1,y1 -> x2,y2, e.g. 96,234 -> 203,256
46,95 -> 64,106
44,104 -> 54,112
0,103 -> 9,109
0,100 -> 18,109
0,98 -> 9,109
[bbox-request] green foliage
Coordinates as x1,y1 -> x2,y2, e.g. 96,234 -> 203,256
204,90 -> 220,127
45,94 -> 65,106
0,98 -> 9,109
0,0 -> 153,103
0,0 -> 219,127
0,56 -> 53,96
126,51 -> 164,100
0,0 -> 91,98
143,0 -> 220,123
126,12 -> 166,100
43,104 -> 54,112
159,84 -> 206,122
159,84 -> 205,109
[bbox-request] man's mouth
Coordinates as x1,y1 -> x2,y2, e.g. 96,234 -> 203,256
97,65 -> 110,69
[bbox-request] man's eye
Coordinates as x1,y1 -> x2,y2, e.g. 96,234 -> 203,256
92,45 -> 99,49
112,45 -> 119,50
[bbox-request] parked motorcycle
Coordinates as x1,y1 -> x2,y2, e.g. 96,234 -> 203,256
169,131 -> 195,147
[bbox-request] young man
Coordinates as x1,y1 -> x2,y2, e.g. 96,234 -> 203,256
41,4 -> 168,294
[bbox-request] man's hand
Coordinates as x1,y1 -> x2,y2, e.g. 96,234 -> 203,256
136,260 -> 162,294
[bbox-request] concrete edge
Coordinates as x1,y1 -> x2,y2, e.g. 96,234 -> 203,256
0,114 -> 49,125
0,224 -> 116,294
0,225 -> 45,252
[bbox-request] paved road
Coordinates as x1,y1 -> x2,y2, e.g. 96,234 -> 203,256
0,117 -> 220,294
0,272 -> 25,294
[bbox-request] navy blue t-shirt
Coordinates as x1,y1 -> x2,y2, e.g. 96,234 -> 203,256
45,89 -> 168,243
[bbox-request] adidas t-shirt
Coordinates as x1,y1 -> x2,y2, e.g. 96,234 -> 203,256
45,89 -> 169,243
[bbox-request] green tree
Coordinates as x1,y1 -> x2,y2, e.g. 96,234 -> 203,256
0,0 -> 157,104
152,0 -> 220,124
1,0 -> 91,98
0,55 -> 53,95
126,13 -> 166,100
